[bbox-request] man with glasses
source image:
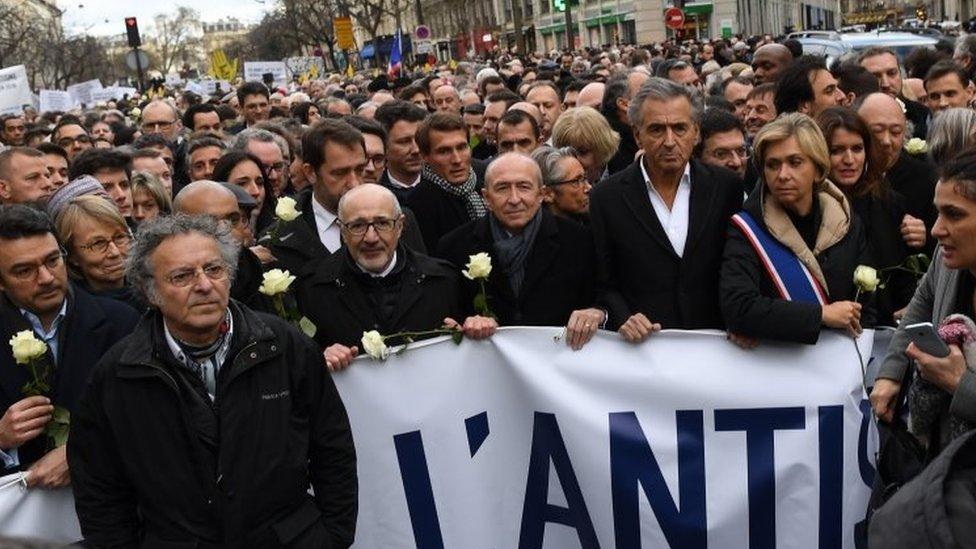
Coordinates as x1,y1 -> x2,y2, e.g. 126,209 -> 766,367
174,180 -> 275,312
697,108 -> 749,183
344,116 -> 387,186
69,214 -> 357,548
265,119 -> 426,276
140,101 -> 182,142
297,183 -> 497,370
0,205 -> 138,488
51,120 -> 93,161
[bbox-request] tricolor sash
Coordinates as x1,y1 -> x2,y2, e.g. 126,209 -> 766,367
731,211 -> 829,305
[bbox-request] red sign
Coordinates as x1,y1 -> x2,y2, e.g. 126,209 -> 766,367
665,7 -> 685,30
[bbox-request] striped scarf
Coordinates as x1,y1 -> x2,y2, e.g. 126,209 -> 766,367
422,164 -> 487,220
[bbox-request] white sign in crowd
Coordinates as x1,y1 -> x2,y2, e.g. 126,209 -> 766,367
0,329 -> 880,547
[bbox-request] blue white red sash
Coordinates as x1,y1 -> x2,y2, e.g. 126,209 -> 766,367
731,211 -> 829,305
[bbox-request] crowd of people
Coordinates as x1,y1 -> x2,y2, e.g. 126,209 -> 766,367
2,31 -> 976,546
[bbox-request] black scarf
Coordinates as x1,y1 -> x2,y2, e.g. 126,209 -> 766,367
489,209 -> 543,297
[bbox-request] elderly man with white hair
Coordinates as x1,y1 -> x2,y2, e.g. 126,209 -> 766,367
437,152 -> 604,350
297,183 -> 496,369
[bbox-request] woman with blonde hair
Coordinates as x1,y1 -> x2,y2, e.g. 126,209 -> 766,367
55,194 -> 143,310
720,112 -> 872,345
551,106 -> 620,184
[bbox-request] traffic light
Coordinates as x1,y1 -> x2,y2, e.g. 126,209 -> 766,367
125,17 -> 141,48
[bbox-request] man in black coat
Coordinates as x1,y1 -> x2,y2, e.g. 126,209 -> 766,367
404,113 -> 490,253
0,205 -> 138,487
590,78 -> 743,339
68,214 -> 357,548
263,118 -> 425,276
857,92 -> 936,252
299,184 -> 497,370
438,153 -> 605,350
602,70 -> 649,175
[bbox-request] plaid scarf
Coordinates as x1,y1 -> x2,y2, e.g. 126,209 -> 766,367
422,164 -> 487,220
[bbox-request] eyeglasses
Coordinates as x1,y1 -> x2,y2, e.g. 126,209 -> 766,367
141,120 -> 175,131
366,154 -> 386,168
339,215 -> 402,236
220,211 -> 250,229
709,147 -> 749,162
78,233 -> 131,254
56,135 -> 93,148
164,262 -> 230,288
7,251 -> 66,281
264,162 -> 286,173
551,174 -> 589,187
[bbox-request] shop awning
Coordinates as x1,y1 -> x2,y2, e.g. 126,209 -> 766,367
683,3 -> 712,15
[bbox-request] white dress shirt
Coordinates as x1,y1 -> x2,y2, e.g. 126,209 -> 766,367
640,160 -> 692,257
312,197 -> 342,253
387,171 -> 421,189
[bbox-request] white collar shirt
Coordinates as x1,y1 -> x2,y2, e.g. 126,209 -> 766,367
387,171 -> 421,189
640,159 -> 692,257
311,196 -> 342,253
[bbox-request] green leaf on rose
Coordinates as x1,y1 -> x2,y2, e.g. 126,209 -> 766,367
299,316 -> 317,338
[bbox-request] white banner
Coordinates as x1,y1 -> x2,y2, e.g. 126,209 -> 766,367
38,90 -> 75,113
335,328 -> 878,549
243,61 -> 287,88
0,65 -> 32,115
0,473 -> 81,544
66,79 -> 103,107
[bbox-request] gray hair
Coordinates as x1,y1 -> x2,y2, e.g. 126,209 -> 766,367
627,77 -> 702,129
336,183 -> 402,220
928,107 -> 976,165
230,128 -> 288,159
126,214 -> 240,306
956,33 -> 976,61
531,145 -> 579,186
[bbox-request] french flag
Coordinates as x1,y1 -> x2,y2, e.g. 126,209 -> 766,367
388,30 -> 402,77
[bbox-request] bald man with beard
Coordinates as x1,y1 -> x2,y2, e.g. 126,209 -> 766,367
751,44 -> 794,84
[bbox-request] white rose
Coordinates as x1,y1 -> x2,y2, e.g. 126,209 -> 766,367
905,138 -> 928,155
853,265 -> 879,293
361,330 -> 388,360
275,196 -> 301,222
462,252 -> 492,280
9,330 -> 47,365
258,269 -> 296,296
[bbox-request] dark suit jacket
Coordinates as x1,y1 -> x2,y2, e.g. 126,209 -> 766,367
436,210 -> 598,326
0,286 -> 139,473
404,160 -> 488,253
887,150 -> 938,252
904,97 -> 930,139
590,159 -> 744,329
379,170 -> 418,205
606,115 -> 638,175
263,188 -> 427,277
295,246 -> 462,348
